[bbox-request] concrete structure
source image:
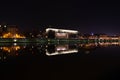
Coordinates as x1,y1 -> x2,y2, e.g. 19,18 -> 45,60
46,28 -> 78,39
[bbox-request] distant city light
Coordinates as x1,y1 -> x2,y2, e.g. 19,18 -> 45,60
91,32 -> 94,36
2,33 -> 25,38
13,43 -> 17,46
4,25 -> 7,28
13,39 -> 17,42
2,46 -> 21,53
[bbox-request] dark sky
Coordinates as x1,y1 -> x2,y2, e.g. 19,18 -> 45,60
0,0 -> 120,35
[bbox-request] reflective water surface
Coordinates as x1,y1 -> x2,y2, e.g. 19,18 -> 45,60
1,42 -> 120,80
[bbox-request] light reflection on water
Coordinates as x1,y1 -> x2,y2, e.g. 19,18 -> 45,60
0,42 -> 120,61
1,42 -> 120,80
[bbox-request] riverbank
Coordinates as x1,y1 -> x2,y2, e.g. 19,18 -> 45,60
0,38 -> 119,43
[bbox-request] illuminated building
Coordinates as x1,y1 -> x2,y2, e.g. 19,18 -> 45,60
46,28 -> 78,39
0,25 -> 26,38
2,32 -> 25,38
99,34 -> 109,40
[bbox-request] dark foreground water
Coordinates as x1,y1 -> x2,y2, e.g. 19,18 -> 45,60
1,42 -> 120,80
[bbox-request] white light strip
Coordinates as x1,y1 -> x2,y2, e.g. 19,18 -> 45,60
46,49 -> 78,56
46,28 -> 78,34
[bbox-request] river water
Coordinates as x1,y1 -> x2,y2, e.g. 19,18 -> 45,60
1,42 -> 120,80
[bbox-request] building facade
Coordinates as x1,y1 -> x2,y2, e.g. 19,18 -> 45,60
46,28 -> 78,39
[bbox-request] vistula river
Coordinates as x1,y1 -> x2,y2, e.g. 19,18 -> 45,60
0,42 -> 120,80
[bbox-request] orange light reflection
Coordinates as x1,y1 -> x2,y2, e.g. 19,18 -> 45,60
2,32 -> 25,38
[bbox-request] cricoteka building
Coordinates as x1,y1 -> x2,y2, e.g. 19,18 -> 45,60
46,28 -> 78,39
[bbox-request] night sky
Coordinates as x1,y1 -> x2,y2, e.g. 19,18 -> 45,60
0,0 -> 120,35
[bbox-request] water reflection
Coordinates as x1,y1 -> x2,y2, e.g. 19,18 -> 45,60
2,46 -> 20,52
0,42 -> 120,61
46,44 -> 78,56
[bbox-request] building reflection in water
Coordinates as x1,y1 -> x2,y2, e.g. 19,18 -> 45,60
2,46 -> 20,53
98,42 -> 120,47
0,43 -> 23,54
46,44 -> 78,56
0,43 -> 26,61
0,42 -> 120,60
45,42 -> 120,56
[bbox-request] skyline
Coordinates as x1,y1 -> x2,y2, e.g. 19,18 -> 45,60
0,0 -> 120,34
0,24 -> 119,35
